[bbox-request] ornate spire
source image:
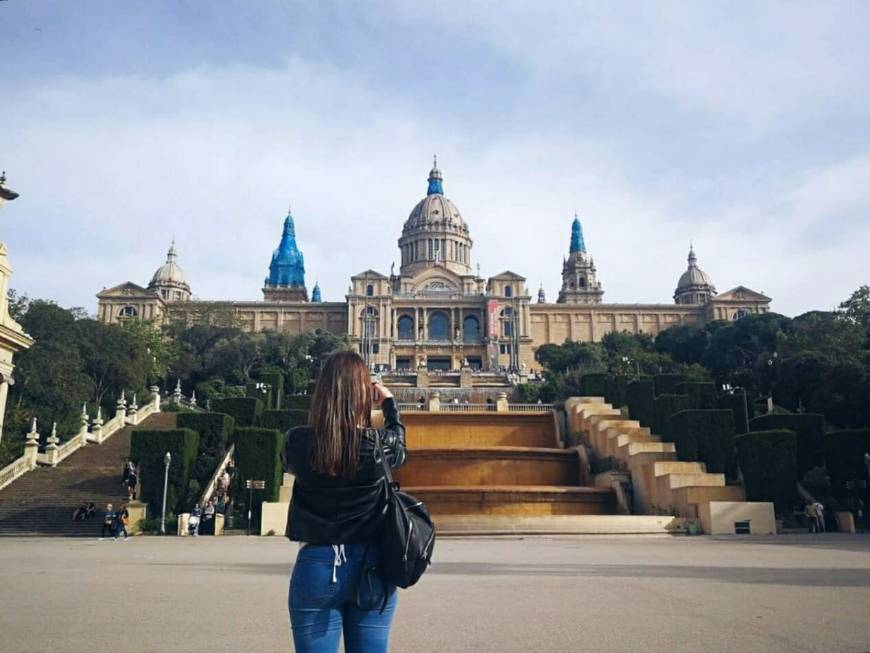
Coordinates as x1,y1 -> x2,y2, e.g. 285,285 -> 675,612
537,284 -> 546,303
266,206 -> 305,288
166,238 -> 178,263
427,155 -> 444,196
311,281 -> 322,303
569,212 -> 586,254
688,242 -> 697,267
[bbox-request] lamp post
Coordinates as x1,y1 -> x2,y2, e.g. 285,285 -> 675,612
160,451 -> 171,535
723,384 -> 751,433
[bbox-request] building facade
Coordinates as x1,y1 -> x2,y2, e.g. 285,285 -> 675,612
97,161 -> 772,371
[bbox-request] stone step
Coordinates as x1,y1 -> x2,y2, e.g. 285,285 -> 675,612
433,514 -> 678,535
653,461 -> 708,477
393,447 -> 580,487
405,485 -> 616,516
669,486 -> 747,519
626,442 -> 677,457
402,412 -> 559,449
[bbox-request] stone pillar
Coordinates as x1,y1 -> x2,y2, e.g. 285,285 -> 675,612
496,391 -> 509,413
190,390 -> 197,408
129,393 -> 139,425
24,417 -> 39,469
91,407 -> 104,443
44,422 -> 60,466
428,391 -> 441,412
116,391 -> 128,423
78,403 -> 89,445
173,379 -> 182,405
150,385 -> 161,413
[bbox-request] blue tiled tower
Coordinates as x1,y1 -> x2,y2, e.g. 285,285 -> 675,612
263,207 -> 309,302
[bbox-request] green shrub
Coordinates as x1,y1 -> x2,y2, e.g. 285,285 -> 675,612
675,382 -> 717,409
130,428 -> 199,515
176,412 -> 235,455
232,427 -> 284,531
284,395 -> 313,411
654,394 -> 690,440
824,429 -> 870,490
735,429 -> 797,512
579,373 -> 609,398
749,414 -> 825,478
717,392 -> 755,434
261,409 -> 309,433
257,370 -> 285,409
654,374 -> 688,396
627,379 -> 656,428
668,409 -> 736,476
212,397 -> 263,427
137,512 -> 178,534
605,376 -> 630,410
194,378 -> 246,402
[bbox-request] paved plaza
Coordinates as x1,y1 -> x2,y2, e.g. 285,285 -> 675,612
1,534 -> 869,653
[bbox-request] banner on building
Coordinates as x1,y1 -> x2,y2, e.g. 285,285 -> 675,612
487,299 -> 499,337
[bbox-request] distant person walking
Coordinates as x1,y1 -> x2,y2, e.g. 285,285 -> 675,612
116,505 -> 130,541
100,503 -> 116,540
813,501 -> 826,533
283,351 -> 407,653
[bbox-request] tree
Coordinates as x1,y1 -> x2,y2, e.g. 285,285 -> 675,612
839,285 -> 870,336
655,325 -> 708,365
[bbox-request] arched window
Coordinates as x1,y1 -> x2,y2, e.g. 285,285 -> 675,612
397,315 -> 414,340
463,315 -> 480,343
500,307 -> 514,337
578,277 -> 587,288
120,305 -> 138,318
504,285 -> 513,298
366,284 -> 374,297
428,312 -> 449,341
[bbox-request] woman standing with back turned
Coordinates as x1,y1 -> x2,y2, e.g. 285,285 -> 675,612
282,351 -> 407,653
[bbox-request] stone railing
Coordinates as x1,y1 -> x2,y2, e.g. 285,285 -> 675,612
507,403 -> 553,413
0,386 -> 162,491
437,403 -> 496,412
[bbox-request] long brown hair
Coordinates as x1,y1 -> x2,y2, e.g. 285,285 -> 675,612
308,350 -> 372,478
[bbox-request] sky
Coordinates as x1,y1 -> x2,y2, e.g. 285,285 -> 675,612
1,1 -> 868,317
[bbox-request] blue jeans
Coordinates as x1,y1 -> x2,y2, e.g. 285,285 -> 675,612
289,543 -> 397,653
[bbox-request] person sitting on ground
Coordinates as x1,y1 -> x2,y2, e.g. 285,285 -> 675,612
115,505 -> 130,541
85,502 -> 97,519
100,503 -> 116,540
73,503 -> 89,521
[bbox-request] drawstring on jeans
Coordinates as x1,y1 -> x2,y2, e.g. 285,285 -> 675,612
331,544 -> 347,583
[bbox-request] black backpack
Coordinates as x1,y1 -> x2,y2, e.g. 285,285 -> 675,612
373,432 -> 436,589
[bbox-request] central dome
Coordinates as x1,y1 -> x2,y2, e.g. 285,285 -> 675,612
398,158 -> 473,277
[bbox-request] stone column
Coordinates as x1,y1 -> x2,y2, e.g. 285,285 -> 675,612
428,391 -> 441,412
496,391 -> 509,413
116,391 -> 128,423
90,407 -> 104,443
24,418 -> 39,469
129,393 -> 139,425
78,404 -> 89,446
0,377 -> 9,445
44,422 -> 60,467
151,385 -> 161,413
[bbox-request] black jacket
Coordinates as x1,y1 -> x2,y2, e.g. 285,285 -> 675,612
281,397 -> 407,543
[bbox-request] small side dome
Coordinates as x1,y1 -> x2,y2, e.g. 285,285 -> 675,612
674,245 -> 716,305
149,240 -> 191,301
311,282 -> 322,303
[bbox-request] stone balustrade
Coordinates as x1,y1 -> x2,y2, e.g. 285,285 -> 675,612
0,386 -> 162,488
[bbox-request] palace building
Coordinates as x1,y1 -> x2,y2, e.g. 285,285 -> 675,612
96,160 -> 771,372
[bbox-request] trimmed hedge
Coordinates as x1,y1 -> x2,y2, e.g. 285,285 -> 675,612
654,374 -> 688,396
246,383 -> 272,411
232,427 -> 284,530
261,409 -> 309,433
130,428 -> 200,515
717,392 -> 755,434
284,395 -> 313,411
627,379 -> 656,428
580,373 -> 609,398
257,370 -> 285,409
825,429 -> 870,490
749,414 -> 825,479
605,376 -> 630,410
212,397 -> 264,427
176,412 -> 235,455
668,409 -> 736,476
654,394 -> 690,440
675,382 -> 717,410
735,429 -> 797,512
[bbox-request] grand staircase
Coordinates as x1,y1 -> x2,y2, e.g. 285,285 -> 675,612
393,411 -> 673,534
0,412 -> 176,536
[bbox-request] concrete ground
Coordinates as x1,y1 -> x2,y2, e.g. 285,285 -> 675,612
1,534 -> 869,653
